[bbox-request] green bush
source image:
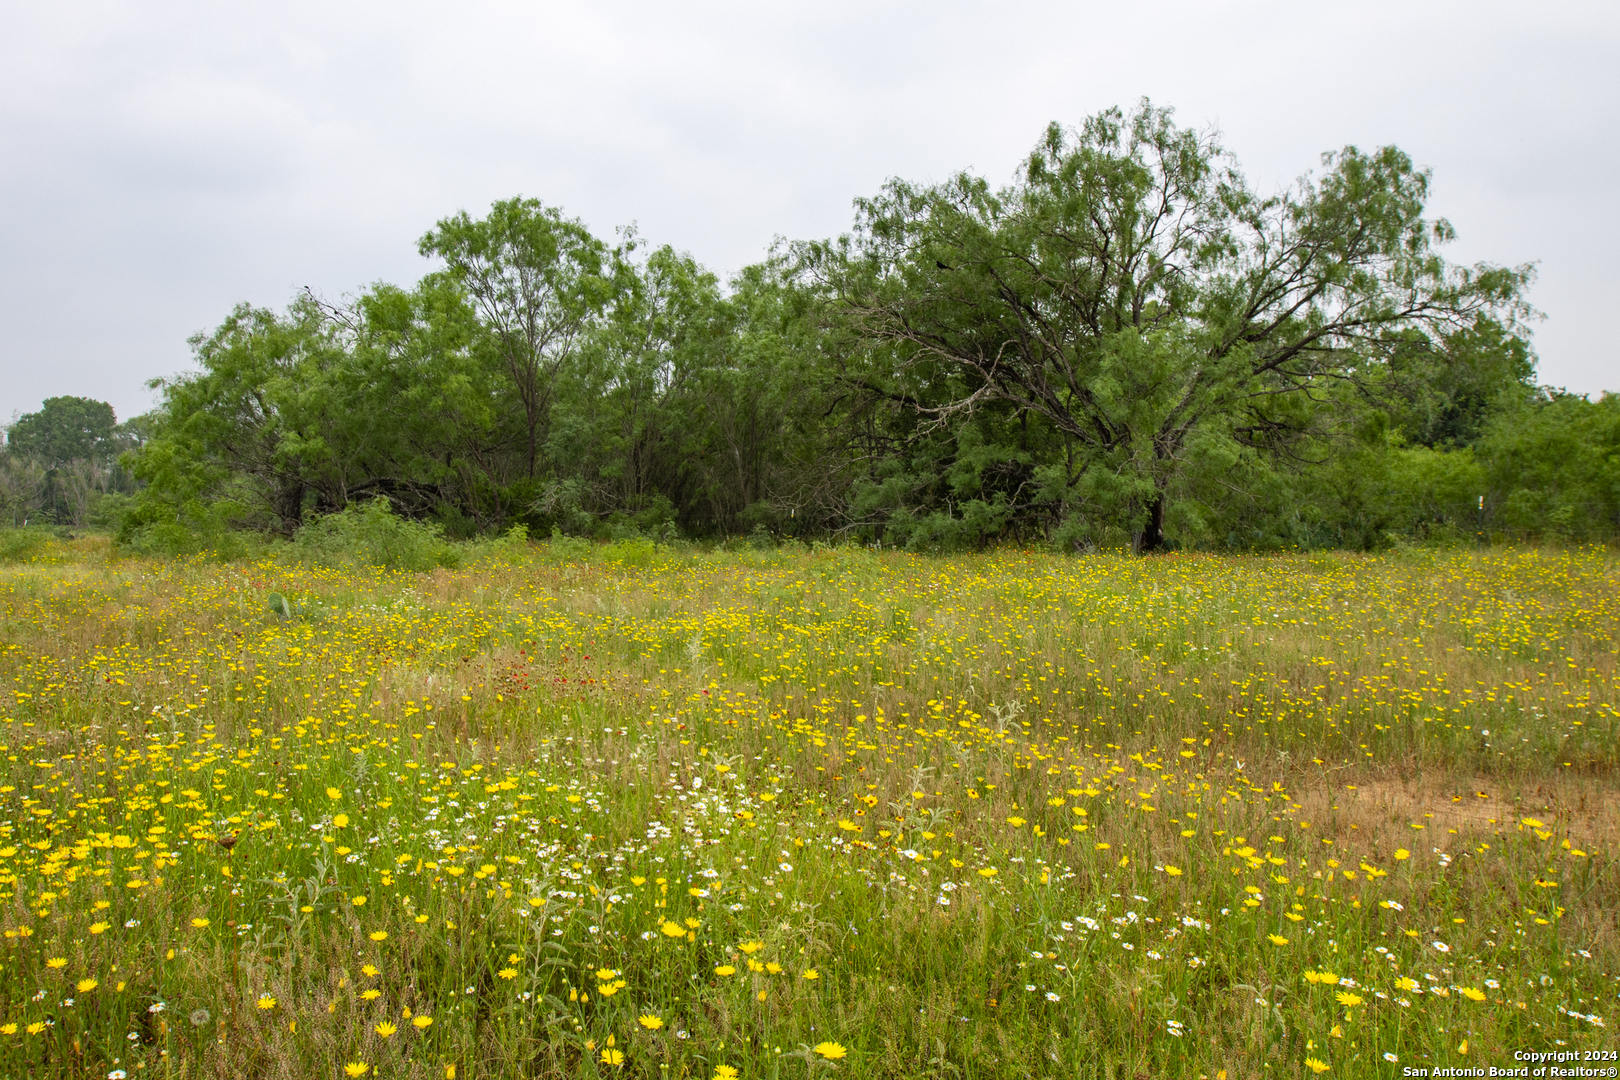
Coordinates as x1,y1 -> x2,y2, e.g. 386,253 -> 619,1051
601,537 -> 657,566
288,499 -> 458,572
457,523 -> 533,566
0,528 -> 51,563
548,530 -> 592,560
1479,393 -> 1620,541
111,477 -> 265,560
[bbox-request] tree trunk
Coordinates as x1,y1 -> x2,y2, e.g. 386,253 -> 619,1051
273,477 -> 306,536
1139,492 -> 1167,553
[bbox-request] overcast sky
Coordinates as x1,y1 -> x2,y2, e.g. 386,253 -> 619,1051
2,0 -> 1615,425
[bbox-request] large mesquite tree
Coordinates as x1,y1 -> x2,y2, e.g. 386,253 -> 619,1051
805,101 -> 1534,550
419,198 -> 622,481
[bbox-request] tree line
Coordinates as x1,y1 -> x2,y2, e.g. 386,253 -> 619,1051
0,397 -> 145,529
7,103 -> 1618,552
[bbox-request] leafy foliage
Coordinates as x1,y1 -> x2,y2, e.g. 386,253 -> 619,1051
802,102 -> 1536,551
52,101 -> 1614,554
1,397 -> 145,527
0,526 -> 51,563
287,498 -> 461,572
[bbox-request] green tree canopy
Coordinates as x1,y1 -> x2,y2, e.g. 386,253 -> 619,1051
105,105 -> 1620,554
419,198 -> 623,480
803,101 -> 1535,550
7,396 -> 119,465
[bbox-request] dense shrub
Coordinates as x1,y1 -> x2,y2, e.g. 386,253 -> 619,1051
0,527 -> 51,563
287,499 -> 459,571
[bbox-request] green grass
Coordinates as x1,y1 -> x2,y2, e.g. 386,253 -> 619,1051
0,537 -> 1615,1078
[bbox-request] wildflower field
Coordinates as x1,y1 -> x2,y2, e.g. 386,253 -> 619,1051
1,539 -> 1617,1079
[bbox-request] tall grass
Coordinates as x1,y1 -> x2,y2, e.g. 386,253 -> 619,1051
0,538 -> 1614,1078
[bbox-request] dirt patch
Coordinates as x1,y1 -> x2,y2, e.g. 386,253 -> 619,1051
1289,772 -> 1620,852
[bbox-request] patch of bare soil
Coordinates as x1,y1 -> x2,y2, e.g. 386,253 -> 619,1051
1290,771 -> 1620,852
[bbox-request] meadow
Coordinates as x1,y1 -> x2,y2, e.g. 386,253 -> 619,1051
0,537 -> 1616,1079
